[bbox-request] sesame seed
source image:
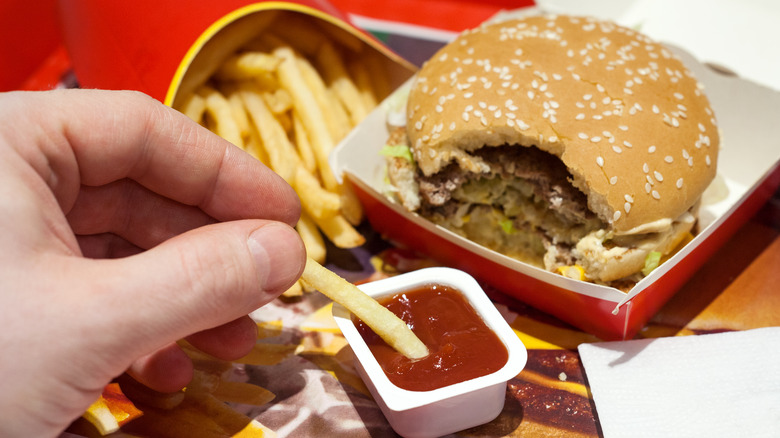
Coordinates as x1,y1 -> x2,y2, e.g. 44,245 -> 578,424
612,146 -> 623,154
645,183 -> 652,193
652,105 -> 660,114
415,121 -> 423,130
674,92 -> 684,100
625,194 -> 634,203
652,190 -> 661,200
625,202 -> 632,213
435,105 -> 443,113
576,113 -> 585,120
648,145 -> 657,153
619,125 -> 629,131
706,155 -> 712,166
676,178 -> 684,188
578,132 -> 588,139
527,90 -> 535,99
591,136 -> 602,143
643,163 -> 650,173
665,155 -> 674,163
654,171 -> 664,182
698,122 -> 706,132
688,157 -> 694,167
583,94 -> 592,101
610,176 -> 618,185
623,140 -> 632,148
613,210 -> 621,221
596,156 -> 605,167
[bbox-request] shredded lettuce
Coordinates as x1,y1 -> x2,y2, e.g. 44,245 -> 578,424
499,218 -> 516,235
380,144 -> 414,163
642,251 -> 662,276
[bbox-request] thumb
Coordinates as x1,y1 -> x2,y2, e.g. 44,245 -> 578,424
80,220 -> 305,369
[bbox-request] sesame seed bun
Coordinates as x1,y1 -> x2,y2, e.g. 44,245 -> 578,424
406,14 -> 718,234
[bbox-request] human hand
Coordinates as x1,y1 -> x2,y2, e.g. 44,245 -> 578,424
0,89 -> 306,437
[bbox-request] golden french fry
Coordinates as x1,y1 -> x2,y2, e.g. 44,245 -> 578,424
216,51 -> 281,81
225,90 -> 252,140
316,41 -> 369,126
338,182 -> 364,226
273,45 -> 339,191
296,210 -> 326,264
243,124 -> 270,165
238,85 -> 298,184
178,92 -> 207,124
262,87 -> 293,115
296,167 -> 341,219
312,212 -> 365,248
291,112 -> 317,173
302,258 -> 429,360
199,85 -> 244,148
296,55 -> 351,142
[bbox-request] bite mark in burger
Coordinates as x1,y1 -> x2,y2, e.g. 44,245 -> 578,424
382,14 -> 719,288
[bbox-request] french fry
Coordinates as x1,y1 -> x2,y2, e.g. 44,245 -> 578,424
312,212 -> 365,249
238,85 -> 298,184
291,112 -> 317,174
296,55 -> 351,142
338,182 -> 364,226
296,210 -> 327,264
296,166 -> 341,219
178,92 -> 207,124
199,85 -> 244,148
348,57 -> 379,111
273,45 -> 339,191
316,41 -> 368,126
302,258 -> 429,360
216,51 -> 281,81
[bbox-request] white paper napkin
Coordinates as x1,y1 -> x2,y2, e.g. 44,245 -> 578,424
578,327 -> 780,437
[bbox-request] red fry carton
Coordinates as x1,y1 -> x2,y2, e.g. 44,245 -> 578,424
57,0 -> 415,106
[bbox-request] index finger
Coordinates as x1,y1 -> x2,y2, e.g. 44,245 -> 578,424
13,89 -> 300,226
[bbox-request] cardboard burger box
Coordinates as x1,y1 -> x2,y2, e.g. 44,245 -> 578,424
57,0 -> 415,108
330,31 -> 780,341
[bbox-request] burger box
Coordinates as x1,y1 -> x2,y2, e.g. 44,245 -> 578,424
330,41 -> 780,341
57,0 -> 416,108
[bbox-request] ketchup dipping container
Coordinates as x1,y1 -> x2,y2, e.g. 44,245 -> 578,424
332,267 -> 528,438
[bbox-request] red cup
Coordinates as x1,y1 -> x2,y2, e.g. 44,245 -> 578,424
57,0 -> 415,106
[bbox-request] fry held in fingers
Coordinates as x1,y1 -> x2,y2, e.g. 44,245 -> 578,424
301,258 -> 429,360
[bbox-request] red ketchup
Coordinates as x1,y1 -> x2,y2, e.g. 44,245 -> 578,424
354,284 -> 508,391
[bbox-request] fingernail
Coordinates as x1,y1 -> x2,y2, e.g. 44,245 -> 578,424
247,224 -> 303,294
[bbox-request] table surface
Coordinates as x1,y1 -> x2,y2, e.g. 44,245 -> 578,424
22,2 -> 775,437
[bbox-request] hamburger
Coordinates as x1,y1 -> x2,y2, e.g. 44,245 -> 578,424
382,14 -> 719,288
